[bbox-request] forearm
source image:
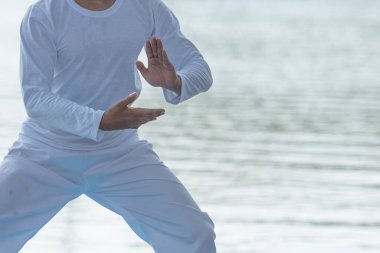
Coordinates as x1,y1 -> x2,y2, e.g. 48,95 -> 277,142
163,58 -> 213,104
151,0 -> 213,104
23,87 -> 105,141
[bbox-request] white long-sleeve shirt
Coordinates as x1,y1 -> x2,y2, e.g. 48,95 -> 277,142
18,0 -> 212,149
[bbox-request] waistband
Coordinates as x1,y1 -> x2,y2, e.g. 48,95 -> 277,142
18,122 -> 140,153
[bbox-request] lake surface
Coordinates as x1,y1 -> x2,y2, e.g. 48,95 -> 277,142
0,0 -> 379,252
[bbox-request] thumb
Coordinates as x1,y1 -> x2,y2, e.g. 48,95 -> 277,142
136,61 -> 149,76
117,92 -> 138,109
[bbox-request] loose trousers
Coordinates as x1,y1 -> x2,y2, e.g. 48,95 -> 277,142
0,133 -> 216,253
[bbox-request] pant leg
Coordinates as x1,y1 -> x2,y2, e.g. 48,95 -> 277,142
84,139 -> 217,253
0,144 -> 81,253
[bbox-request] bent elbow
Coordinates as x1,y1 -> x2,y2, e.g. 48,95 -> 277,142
205,72 -> 213,92
24,99 -> 41,119
203,62 -> 213,92
22,88 -> 44,119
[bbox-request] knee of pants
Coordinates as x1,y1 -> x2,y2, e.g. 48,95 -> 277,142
0,162 -> 28,216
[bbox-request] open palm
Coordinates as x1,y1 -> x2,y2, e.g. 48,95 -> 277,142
136,36 -> 181,93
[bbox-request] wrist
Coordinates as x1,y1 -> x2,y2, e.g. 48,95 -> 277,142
169,74 -> 182,95
99,111 -> 111,131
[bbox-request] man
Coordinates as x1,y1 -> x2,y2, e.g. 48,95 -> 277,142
0,0 -> 216,252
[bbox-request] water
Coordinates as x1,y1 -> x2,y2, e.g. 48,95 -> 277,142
1,0 -> 380,252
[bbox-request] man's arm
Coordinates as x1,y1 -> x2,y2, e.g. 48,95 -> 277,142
20,4 -> 164,140
136,0 -> 213,105
20,4 -> 107,141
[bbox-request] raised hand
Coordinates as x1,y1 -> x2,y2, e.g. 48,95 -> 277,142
99,92 -> 165,131
136,36 -> 182,95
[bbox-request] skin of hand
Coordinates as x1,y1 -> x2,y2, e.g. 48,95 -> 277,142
135,36 -> 182,95
100,36 -> 178,131
99,92 -> 165,131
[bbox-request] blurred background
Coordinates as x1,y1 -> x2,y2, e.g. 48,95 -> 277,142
1,0 -> 380,252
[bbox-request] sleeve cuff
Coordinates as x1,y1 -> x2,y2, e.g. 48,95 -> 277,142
162,72 -> 190,104
90,109 -> 106,142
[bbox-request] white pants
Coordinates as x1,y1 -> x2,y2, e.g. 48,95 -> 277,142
0,133 -> 216,253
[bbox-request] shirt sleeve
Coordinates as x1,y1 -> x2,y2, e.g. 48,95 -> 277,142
19,5 -> 105,142
151,0 -> 213,104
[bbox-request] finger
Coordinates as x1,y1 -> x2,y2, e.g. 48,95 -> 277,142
151,36 -> 158,58
148,108 -> 165,117
136,61 -> 149,76
157,38 -> 164,63
139,116 -> 157,126
145,39 -> 154,59
117,92 -> 138,109
144,108 -> 165,117
162,49 -> 173,67
133,108 -> 165,117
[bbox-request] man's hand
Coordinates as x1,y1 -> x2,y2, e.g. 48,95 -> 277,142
136,36 -> 182,95
99,92 -> 165,131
